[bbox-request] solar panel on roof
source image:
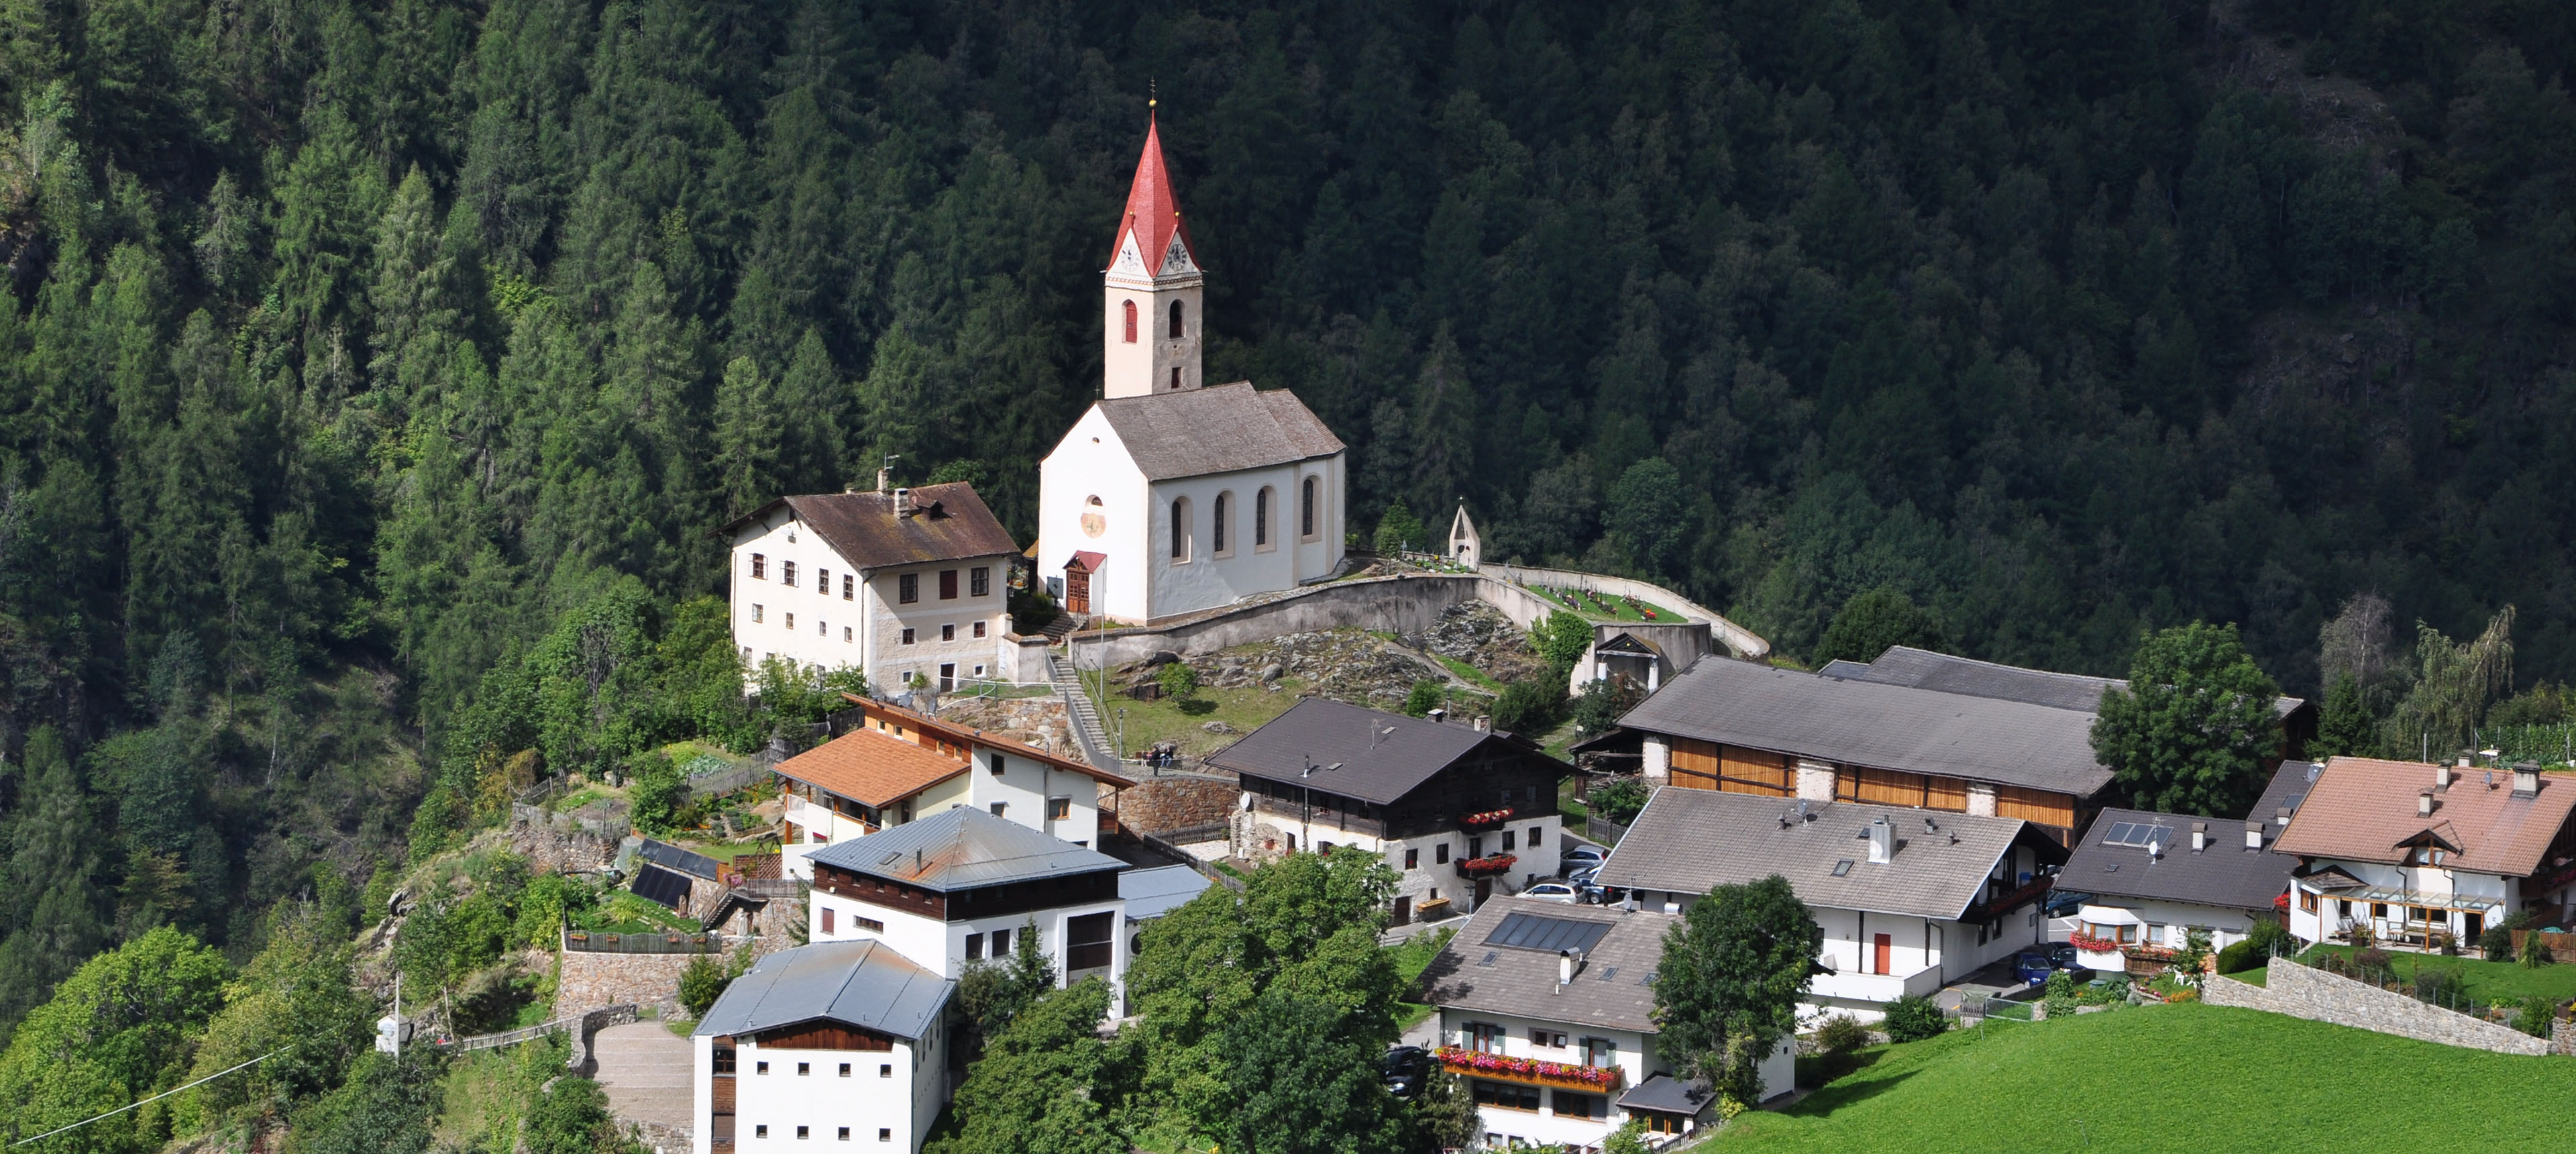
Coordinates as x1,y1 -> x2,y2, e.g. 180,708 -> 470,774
630,863 -> 694,911
1484,911 -> 1613,954
2104,822 -> 2138,845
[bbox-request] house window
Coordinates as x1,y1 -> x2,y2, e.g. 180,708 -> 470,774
843,627 -> 853,642
1255,486 -> 1271,547
990,802 -> 1008,817
852,914 -> 883,932
878,1131 -> 891,1143
879,1063 -> 892,1078
899,573 -> 918,602
940,570 -> 959,599
741,645 -> 751,662
1581,1037 -> 1616,1067
797,1062 -> 810,1076
989,753 -> 1006,776
1047,796 -> 1072,821
1212,492 -> 1231,556
797,1125 -> 810,1139
973,620 -> 987,638
713,1045 -> 736,1073
785,613 -> 795,630
1468,1022 -> 1503,1053
1528,825 -> 1544,847
901,628 -> 916,645
971,566 -> 989,597
1529,1029 -> 1565,1047
839,1063 -> 851,1078
817,619 -> 826,635
751,553 -> 767,579
1301,477 -> 1318,539
782,561 -> 798,587
752,605 -> 765,623
941,624 -> 955,642
757,1126 -> 769,1139
838,1129 -> 850,1141
965,933 -> 984,959
822,908 -> 835,935
2372,902 -> 2390,920
2117,925 -> 2137,945
2339,900 -> 2353,918
2300,890 -> 2319,913
1123,299 -> 1137,343
817,568 -> 829,594
1436,843 -> 1450,864
1472,1082 -> 1540,1111
1170,497 -> 1192,561
1501,831 -> 1515,853
757,1061 -> 770,1075
991,927 -> 1010,953
842,573 -> 854,599
1171,366 -> 1181,390
1169,299 -> 1185,339
1552,1091 -> 1605,1120
1405,847 -> 1419,870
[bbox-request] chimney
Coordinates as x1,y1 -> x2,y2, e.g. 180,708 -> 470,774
1866,817 -> 1894,865
2245,821 -> 2264,850
2459,753 -> 2473,769
2418,789 -> 2435,817
2514,762 -> 2542,798
1428,708 -> 1446,725
2191,822 -> 2208,852
2436,762 -> 2453,790
2275,806 -> 2293,827
1472,715 -> 1490,732
1558,949 -> 1576,991
877,466 -> 892,495
894,487 -> 916,517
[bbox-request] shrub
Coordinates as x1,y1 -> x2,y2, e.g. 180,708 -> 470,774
2523,931 -> 2556,968
1882,994 -> 1947,1042
1568,677 -> 1642,737
2215,940 -> 2260,974
2243,919 -> 2294,960
1157,662 -> 1199,701
679,955 -> 727,1017
1403,679 -> 1445,717
2480,925 -> 2516,959
1491,677 -> 1566,734
2514,994 -> 2559,1038
2042,969 -> 2078,1018
1815,1013 -> 1869,1054
1589,776 -> 1652,825
627,750 -> 688,835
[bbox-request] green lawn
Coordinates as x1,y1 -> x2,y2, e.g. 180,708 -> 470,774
2289,945 -> 2576,1003
1528,586 -> 1675,623
1095,678 -> 1308,759
1723,1003 -> 2569,1151
1393,927 -> 1456,1031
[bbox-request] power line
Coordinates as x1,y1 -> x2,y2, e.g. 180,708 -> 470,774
11,1049 -> 286,1149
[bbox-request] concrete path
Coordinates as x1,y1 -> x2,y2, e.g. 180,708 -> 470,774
594,1020 -> 694,1145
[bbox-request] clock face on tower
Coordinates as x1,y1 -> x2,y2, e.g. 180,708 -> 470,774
1081,495 -> 1107,538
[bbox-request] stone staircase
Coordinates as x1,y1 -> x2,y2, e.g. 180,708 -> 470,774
1047,653 -> 1121,772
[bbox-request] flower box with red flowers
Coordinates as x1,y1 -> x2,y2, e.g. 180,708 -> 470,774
1434,1046 -> 1623,1091
1457,807 -> 1516,831
2068,932 -> 2123,953
1454,853 -> 1519,878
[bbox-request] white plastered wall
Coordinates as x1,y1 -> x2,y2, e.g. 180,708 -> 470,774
1036,407 -> 1152,621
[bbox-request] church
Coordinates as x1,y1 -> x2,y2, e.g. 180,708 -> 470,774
1036,117 -> 1348,624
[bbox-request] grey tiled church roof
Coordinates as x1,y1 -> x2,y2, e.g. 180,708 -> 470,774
1096,381 -> 1344,480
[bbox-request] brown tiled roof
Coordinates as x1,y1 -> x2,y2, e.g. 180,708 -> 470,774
775,727 -> 968,808
2271,757 -> 2576,877
715,484 -> 1020,570
840,694 -> 1134,786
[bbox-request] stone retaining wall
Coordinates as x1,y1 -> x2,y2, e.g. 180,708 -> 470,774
2204,962 -> 2551,1055
1114,776 -> 1242,835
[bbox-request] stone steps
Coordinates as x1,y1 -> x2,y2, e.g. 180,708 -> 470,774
1047,655 -> 1120,772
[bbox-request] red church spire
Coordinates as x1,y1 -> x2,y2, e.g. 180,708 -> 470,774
1113,113 -> 1195,276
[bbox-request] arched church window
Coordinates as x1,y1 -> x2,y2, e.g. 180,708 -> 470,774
1301,476 -> 1318,540
1122,300 -> 1137,344
1254,487 -> 1271,547
1170,497 -> 1191,562
1212,492 -> 1231,556
1169,300 -> 1185,339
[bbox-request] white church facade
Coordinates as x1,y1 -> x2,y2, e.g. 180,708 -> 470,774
1036,117 -> 1348,624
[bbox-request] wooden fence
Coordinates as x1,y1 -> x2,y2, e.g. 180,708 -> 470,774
562,929 -> 725,954
2510,929 -> 2576,961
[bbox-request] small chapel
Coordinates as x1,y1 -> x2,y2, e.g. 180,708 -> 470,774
1036,117 -> 1348,623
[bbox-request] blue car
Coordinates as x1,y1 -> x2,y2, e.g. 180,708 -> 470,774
2012,949 -> 2055,986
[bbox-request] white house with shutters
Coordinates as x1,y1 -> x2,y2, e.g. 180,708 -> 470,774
1034,117 -> 1347,625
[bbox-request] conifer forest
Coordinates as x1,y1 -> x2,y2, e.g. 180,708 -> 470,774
2,0 -> 2576,1132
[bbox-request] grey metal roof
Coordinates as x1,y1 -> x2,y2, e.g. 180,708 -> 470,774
1618,655 -> 2115,798
1206,697 -> 1570,806
2058,801 -> 2299,912
693,940 -> 953,1041
806,805 -> 1126,892
1594,789 -> 2036,921
1095,381 -> 1344,481
1419,897 -> 1678,1035
1831,647 -> 2308,721
1617,1073 -> 1714,1116
1119,864 -> 1213,921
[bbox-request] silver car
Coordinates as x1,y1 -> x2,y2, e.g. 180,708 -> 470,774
1519,882 -> 1582,904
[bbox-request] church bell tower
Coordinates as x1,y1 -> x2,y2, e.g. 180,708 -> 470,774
1103,112 -> 1203,399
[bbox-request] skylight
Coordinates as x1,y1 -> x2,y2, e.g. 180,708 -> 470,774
1831,859 -> 1854,877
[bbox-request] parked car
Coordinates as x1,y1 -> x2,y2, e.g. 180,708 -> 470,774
1560,846 -> 1609,874
2042,890 -> 2089,918
2043,943 -> 2091,978
2012,949 -> 2055,986
1521,882 -> 1582,904
1381,1046 -> 1431,1098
